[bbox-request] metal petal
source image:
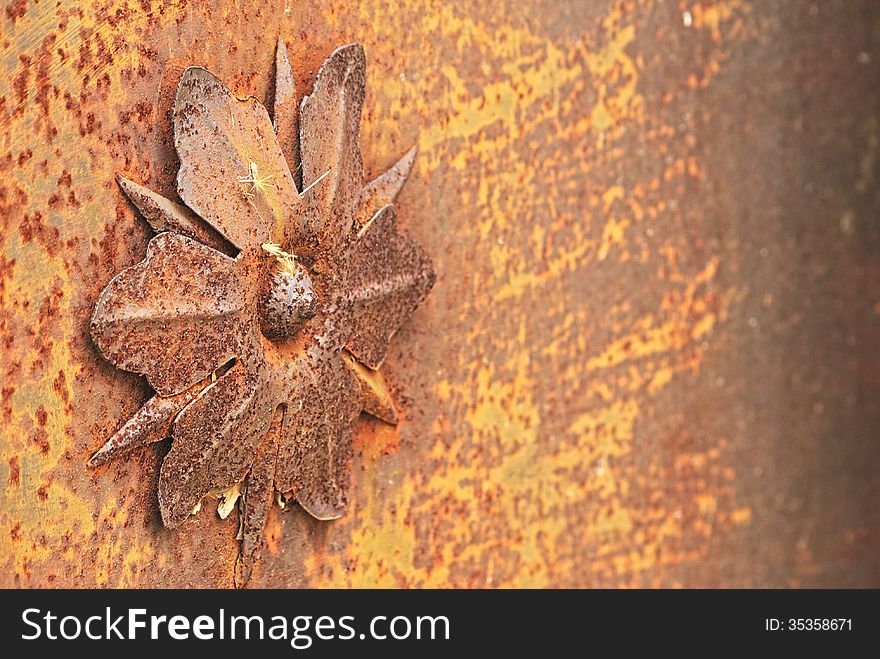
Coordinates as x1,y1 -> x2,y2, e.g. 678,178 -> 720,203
342,205 -> 436,369
273,37 -> 301,190
299,44 -> 366,248
341,349 -> 398,424
174,67 -> 304,249
90,232 -> 249,397
355,145 -> 417,229
159,358 -> 278,528
88,381 -> 205,467
234,413 -> 281,588
275,350 -> 362,520
116,175 -> 233,254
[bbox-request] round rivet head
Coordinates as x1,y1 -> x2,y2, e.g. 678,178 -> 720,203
258,262 -> 319,340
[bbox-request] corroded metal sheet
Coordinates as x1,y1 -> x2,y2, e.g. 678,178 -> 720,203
85,43 -> 434,583
1,0 -> 879,588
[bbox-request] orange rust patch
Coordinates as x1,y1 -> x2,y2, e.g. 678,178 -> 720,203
2,0 -> 878,589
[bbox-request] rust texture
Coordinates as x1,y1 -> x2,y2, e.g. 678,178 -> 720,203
1,0 -> 879,588
88,42 -> 434,582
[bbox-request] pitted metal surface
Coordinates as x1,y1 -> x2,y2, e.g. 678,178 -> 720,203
86,41 -> 434,583
1,1 -> 878,588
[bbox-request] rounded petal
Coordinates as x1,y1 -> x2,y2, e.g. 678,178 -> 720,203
299,44 -> 366,250
174,67 -> 305,249
90,232 -> 252,397
159,359 -> 278,528
275,348 -> 362,520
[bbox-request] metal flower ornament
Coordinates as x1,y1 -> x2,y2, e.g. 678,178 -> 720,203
88,39 -> 434,585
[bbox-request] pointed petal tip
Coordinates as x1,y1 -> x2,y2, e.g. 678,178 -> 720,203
364,401 -> 400,426
275,36 -> 292,70
391,144 -> 418,182
355,145 -> 419,225
402,142 -> 418,165
378,407 -> 399,425
341,350 -> 399,424
86,442 -> 132,469
272,35 -> 300,177
86,449 -> 108,468
87,436 -> 127,468
233,557 -> 253,589
115,173 -> 138,200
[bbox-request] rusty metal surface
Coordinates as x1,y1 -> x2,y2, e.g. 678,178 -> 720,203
86,43 -> 434,584
1,0 -> 879,588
